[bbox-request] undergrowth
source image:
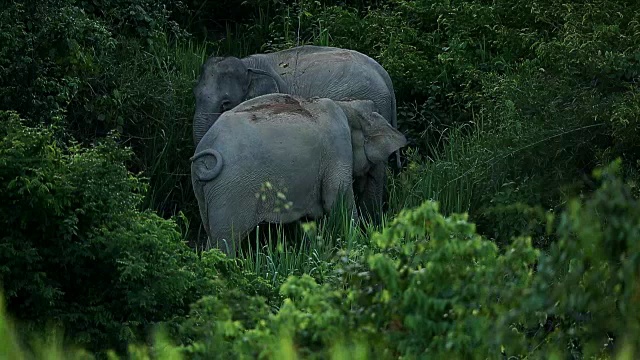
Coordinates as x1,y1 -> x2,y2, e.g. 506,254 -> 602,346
1,0 -> 640,358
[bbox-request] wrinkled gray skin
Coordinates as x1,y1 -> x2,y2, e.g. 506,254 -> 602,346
192,45 -> 399,221
191,94 -> 406,256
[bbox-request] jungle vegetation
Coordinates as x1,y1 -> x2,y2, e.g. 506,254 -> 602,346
1,0 -> 639,358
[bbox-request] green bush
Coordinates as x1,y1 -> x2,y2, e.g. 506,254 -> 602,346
0,112 -> 276,354
0,0 -> 184,127
0,1 -> 114,126
160,162 -> 640,359
0,1 -> 201,222
79,0 -> 186,43
75,37 -> 205,221
500,160 -> 640,358
172,201 -> 539,358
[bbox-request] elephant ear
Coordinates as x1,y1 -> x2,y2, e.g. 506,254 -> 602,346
338,99 -> 407,166
246,68 -> 281,100
190,149 -> 224,181
360,111 -> 407,164
337,100 -> 373,176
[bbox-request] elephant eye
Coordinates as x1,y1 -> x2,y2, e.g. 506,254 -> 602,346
220,100 -> 232,112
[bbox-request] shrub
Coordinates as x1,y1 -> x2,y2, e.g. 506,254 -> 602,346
175,200 -> 539,358
0,1 -> 200,222
499,160 -> 640,358
0,1 -> 114,126
0,112 -> 276,354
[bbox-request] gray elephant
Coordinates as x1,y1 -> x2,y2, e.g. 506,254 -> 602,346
190,93 -> 406,256
192,45 -> 399,220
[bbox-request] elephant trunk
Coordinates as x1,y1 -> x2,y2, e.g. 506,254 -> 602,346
190,149 -> 224,181
192,112 -> 221,146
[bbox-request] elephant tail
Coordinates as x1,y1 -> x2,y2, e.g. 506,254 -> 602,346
190,149 -> 224,181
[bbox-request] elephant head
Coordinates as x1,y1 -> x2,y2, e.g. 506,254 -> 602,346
192,56 -> 287,145
337,100 -> 407,177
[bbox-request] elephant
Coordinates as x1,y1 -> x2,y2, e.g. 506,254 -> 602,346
192,45 -> 399,221
190,93 -> 407,256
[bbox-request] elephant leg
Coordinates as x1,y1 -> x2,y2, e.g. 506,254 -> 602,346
321,170 -> 357,221
358,163 -> 386,224
352,175 -> 367,219
344,184 -> 358,222
206,206 -> 256,258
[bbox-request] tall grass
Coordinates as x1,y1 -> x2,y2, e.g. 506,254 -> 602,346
115,29 -> 289,231
238,192 -> 368,286
388,127 -> 479,216
139,36 -> 207,212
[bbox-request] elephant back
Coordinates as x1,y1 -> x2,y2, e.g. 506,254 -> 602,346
231,94 -> 318,121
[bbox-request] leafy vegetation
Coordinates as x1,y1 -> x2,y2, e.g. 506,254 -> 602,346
1,0 -> 639,358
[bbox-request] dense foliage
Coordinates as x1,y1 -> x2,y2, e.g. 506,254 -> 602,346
1,0 -> 639,358
0,112 -> 275,354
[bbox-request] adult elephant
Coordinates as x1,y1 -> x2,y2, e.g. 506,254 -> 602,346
191,94 -> 407,256
192,45 -> 398,220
